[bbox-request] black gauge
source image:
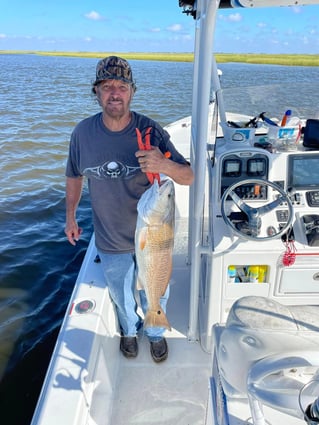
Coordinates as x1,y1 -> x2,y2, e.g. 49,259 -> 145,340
247,158 -> 266,176
223,159 -> 242,177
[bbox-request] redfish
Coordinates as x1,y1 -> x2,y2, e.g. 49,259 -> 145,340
135,179 -> 175,330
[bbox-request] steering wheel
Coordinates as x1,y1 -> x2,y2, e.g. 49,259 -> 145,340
221,178 -> 294,241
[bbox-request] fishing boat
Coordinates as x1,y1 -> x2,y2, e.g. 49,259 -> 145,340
31,1 -> 319,424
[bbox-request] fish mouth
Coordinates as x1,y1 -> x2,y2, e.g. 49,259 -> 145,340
159,179 -> 169,187
159,178 -> 173,189
158,179 -> 174,194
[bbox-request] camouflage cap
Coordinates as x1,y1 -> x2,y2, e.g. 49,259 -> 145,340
94,56 -> 136,90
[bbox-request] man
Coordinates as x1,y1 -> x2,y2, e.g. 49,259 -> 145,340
65,56 -> 193,362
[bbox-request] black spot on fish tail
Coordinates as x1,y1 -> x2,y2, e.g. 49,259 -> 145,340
144,307 -> 171,331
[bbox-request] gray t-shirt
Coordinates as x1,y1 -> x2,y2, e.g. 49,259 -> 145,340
66,111 -> 189,253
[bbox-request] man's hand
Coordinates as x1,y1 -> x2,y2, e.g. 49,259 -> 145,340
135,147 -> 194,186
65,219 -> 82,246
135,146 -> 165,174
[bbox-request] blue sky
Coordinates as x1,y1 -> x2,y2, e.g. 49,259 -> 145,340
0,0 -> 318,54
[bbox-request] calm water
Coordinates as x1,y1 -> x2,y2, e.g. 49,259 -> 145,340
0,54 -> 318,424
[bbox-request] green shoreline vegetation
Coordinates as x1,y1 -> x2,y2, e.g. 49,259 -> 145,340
0,50 -> 318,66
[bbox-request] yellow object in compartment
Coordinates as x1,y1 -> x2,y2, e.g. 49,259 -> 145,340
258,265 -> 268,283
248,266 -> 259,283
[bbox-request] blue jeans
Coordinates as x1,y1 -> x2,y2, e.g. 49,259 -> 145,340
97,250 -> 169,341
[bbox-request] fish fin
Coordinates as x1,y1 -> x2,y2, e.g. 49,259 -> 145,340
139,228 -> 148,250
136,276 -> 144,290
144,307 -> 171,331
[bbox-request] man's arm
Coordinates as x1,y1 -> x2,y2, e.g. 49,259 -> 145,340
65,176 -> 84,245
157,158 -> 194,185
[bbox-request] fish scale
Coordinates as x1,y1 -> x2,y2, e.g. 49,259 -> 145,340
135,179 -> 175,331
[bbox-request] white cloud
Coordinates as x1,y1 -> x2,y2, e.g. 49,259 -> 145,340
167,23 -> 182,32
286,28 -> 294,35
0,34 -> 7,39
302,36 -> 309,44
150,27 -> 161,33
228,13 -> 242,22
84,11 -> 104,21
292,6 -> 302,14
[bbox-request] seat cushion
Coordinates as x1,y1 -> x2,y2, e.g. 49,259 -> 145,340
226,296 -> 319,331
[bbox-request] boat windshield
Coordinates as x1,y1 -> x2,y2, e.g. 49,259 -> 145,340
220,80 -> 319,122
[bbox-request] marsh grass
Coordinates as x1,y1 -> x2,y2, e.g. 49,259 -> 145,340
0,50 -> 318,66
216,53 -> 319,67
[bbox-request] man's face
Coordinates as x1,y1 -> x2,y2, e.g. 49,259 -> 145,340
95,79 -> 134,119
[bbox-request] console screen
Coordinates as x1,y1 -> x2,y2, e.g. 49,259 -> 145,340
288,154 -> 319,189
247,158 -> 267,176
223,159 -> 241,177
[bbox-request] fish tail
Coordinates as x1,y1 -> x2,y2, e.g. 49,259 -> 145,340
144,307 -> 171,331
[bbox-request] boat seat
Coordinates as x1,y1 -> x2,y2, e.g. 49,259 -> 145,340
226,295 -> 319,332
216,296 -> 319,398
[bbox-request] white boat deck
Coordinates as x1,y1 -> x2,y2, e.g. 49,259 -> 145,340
112,341 -> 210,424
